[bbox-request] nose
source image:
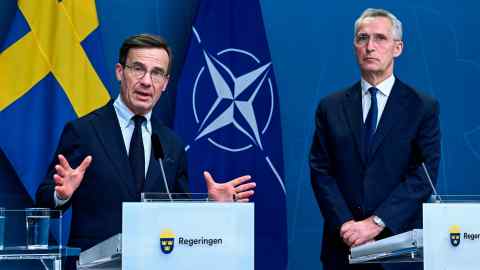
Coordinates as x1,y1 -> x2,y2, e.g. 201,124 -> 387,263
366,39 -> 375,53
139,72 -> 153,86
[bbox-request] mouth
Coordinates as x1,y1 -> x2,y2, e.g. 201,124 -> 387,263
363,57 -> 379,62
134,90 -> 152,101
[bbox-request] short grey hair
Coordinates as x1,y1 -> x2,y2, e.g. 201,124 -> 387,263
354,8 -> 403,41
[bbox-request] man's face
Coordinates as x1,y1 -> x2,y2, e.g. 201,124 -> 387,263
354,16 -> 403,78
115,47 -> 170,115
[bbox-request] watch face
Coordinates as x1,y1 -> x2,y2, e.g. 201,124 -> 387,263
373,216 -> 384,227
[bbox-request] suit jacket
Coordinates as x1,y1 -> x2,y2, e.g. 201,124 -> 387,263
36,100 -> 189,251
309,78 -> 440,269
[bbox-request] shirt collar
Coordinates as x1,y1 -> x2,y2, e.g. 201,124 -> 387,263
113,95 -> 152,133
360,74 -> 395,97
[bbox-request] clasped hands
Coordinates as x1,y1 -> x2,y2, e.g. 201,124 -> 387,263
340,217 -> 384,247
53,154 -> 256,202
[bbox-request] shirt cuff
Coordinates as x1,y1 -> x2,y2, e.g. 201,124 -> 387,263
54,191 -> 70,207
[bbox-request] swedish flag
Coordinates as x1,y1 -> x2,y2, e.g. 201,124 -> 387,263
0,0 -> 111,200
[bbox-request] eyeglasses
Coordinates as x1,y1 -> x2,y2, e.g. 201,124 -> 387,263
355,33 -> 399,46
124,63 -> 168,83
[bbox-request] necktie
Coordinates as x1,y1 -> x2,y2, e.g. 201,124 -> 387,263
129,115 -> 146,193
364,87 -> 378,159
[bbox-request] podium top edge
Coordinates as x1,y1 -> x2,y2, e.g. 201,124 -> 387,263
428,195 -> 480,203
140,192 -> 210,202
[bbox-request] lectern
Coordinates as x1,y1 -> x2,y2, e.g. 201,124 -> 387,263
349,195 -> 480,270
77,193 -> 254,270
0,209 -> 80,270
423,195 -> 480,270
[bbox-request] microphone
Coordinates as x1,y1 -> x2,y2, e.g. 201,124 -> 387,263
421,162 -> 442,203
152,133 -> 172,201
412,141 -> 442,203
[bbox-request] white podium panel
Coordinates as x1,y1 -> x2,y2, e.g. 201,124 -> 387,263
122,202 -> 254,270
423,203 -> 480,270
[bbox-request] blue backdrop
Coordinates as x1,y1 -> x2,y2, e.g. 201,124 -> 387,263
1,1 -> 480,269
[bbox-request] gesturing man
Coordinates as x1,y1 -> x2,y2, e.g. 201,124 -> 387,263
36,34 -> 255,253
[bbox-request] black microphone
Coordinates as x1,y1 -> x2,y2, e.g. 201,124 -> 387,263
152,133 -> 165,160
152,133 -> 172,201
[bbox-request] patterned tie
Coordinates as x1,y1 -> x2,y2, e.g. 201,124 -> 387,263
129,115 -> 146,193
364,87 -> 378,159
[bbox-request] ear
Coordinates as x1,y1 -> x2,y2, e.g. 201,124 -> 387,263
115,63 -> 123,81
160,76 -> 170,92
393,40 -> 404,58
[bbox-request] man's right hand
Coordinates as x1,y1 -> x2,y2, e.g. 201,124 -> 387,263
340,217 -> 383,247
340,220 -> 356,239
53,154 -> 92,200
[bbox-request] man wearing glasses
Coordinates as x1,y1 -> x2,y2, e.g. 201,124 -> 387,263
310,8 -> 440,270
36,34 -> 256,253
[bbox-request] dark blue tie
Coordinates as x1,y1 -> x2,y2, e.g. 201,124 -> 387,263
129,115 -> 146,193
364,87 -> 378,159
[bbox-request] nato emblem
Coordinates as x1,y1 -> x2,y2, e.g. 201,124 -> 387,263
449,225 -> 461,247
182,27 -> 286,194
160,229 -> 176,254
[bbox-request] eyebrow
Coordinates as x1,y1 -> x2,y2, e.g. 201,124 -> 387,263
130,61 -> 166,72
130,61 -> 145,66
357,32 -> 388,36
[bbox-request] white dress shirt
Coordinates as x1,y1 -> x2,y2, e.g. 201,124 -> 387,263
55,95 -> 153,205
113,95 -> 152,173
361,74 -> 395,128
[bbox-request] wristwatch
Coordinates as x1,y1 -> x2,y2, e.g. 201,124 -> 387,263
372,215 -> 386,228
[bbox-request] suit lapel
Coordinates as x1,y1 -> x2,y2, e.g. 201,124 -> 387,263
368,79 -> 409,160
91,101 -> 137,198
342,82 -> 366,164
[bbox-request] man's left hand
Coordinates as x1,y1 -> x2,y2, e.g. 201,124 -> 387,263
203,171 -> 256,202
342,217 -> 384,247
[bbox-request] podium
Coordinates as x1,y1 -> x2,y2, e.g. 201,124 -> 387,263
423,196 -> 480,270
349,195 -> 480,270
0,209 -> 80,270
349,229 -> 423,264
0,246 -> 80,270
77,193 -> 254,270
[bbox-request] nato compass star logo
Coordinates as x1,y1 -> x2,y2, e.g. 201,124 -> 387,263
184,27 -> 286,194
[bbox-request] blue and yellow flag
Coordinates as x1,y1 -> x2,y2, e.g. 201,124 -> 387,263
174,0 -> 288,268
0,0 -> 110,201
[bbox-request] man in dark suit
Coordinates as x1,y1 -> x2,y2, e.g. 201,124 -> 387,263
36,34 -> 256,252
309,8 -> 441,270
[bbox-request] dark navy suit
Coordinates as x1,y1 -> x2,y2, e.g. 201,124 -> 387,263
36,100 -> 189,251
310,79 -> 441,269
